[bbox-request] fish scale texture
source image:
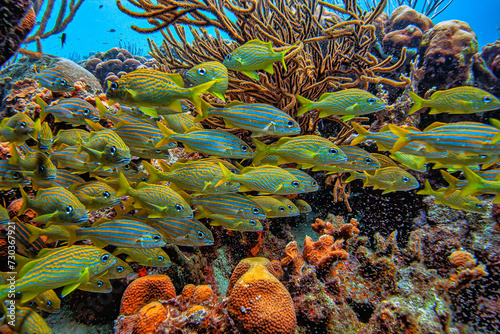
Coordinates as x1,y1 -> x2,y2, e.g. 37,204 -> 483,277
120,275 -> 176,316
227,257 -> 296,334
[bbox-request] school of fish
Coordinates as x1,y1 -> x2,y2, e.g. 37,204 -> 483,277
0,38 -> 499,333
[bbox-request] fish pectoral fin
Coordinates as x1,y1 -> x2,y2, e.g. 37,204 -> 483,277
264,64 -> 274,74
125,88 -> 138,98
263,121 -> 276,132
381,189 -> 394,194
345,103 -> 358,113
242,70 -> 260,81
341,115 -> 355,121
90,238 -> 107,248
211,92 -> 226,102
19,290 -> 43,304
61,282 -> 82,298
33,212 -> 59,223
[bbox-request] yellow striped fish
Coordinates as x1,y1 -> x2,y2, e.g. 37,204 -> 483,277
346,167 -> 419,194
0,112 -> 40,144
116,172 -> 193,219
186,61 -> 228,101
296,89 -> 386,121
54,128 -> 91,148
0,204 -> 9,225
248,195 -> 291,218
272,195 -> 300,217
37,96 -> 100,126
408,87 -> 500,115
389,152 -> 427,172
10,144 -> 57,184
8,306 -> 53,333
191,193 -> 267,219
105,68 -> 214,114
25,223 -> 71,243
284,168 -> 319,193
113,247 -> 171,267
147,216 -> 215,246
441,168 -> 500,197
78,276 -> 112,293
163,112 -> 203,134
293,199 -> 312,213
0,161 -> 30,190
76,128 -> 131,168
34,66 -> 74,92
312,145 -> 381,173
0,246 -> 115,303
101,257 -> 134,279
196,207 -> 262,232
12,218 -> 47,258
19,186 -> 88,225
37,122 -> 54,152
27,289 -> 61,313
71,181 -> 121,211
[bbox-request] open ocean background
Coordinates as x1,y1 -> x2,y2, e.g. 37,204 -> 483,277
27,0 -> 500,62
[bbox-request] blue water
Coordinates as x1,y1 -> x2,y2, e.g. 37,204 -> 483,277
28,0 -> 500,61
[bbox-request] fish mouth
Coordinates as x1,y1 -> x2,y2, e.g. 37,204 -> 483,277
45,175 -> 57,181
39,145 -> 50,150
108,199 -> 122,206
75,215 -> 89,224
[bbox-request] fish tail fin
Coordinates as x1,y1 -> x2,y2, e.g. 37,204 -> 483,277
19,186 -> 31,215
408,91 -> 426,115
215,162 -> 234,187
280,50 -> 288,72
94,96 -> 107,119
25,223 -> 42,243
142,161 -> 161,184
350,122 -> 370,145
295,94 -> 313,116
85,119 -> 104,131
189,80 -> 215,113
440,170 -> 458,198
36,96 -> 48,122
345,172 -> 365,183
7,144 -> 19,165
388,124 -> 411,153
116,171 -> 132,197
252,137 -> 270,164
66,227 -> 79,247
460,167 -> 484,197
155,122 -> 175,149
194,206 -> 208,220
416,180 -> 437,196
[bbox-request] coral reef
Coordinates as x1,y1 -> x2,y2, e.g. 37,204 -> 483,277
0,0 -> 34,66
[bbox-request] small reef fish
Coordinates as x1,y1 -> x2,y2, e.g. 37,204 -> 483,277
346,167 -> 420,194
0,246 -> 115,303
460,167 -> 500,202
293,199 -> 312,213
34,66 -> 74,92
105,68 -> 214,114
296,89 -> 386,121
112,121 -> 177,151
186,61 -> 228,101
312,145 -> 381,173
217,163 -> 305,195
10,145 -> 57,184
0,161 -> 30,190
223,39 -> 293,80
113,247 -> 171,267
197,207 -> 262,232
130,147 -> 171,160
78,276 -> 112,293
0,112 -> 40,144
249,195 -> 291,218
54,128 -> 91,148
37,96 -> 100,125
284,168 -> 319,193
8,307 -> 53,334
28,289 -> 61,313
60,32 -> 66,47
76,128 -> 131,168
71,181 -> 121,210
371,153 -> 399,168
12,218 -> 46,258
51,145 -> 104,172
408,87 -> 500,115
143,160 -> 240,194
272,195 -> 300,217
419,152 -> 496,171
417,180 -> 487,214
37,122 -> 54,152
163,112 -> 203,134
147,217 -> 215,246
191,193 -> 267,219
252,136 -> 347,168
198,101 -> 301,137
156,123 -> 254,159
19,186 -> 88,225
26,223 -> 71,243
101,257 -> 134,279
116,172 -> 193,219
389,151 -> 427,173
68,218 -> 166,248
104,109 -> 157,126
35,169 -> 85,189
389,121 -> 500,155
350,122 -> 447,158
441,168 -> 500,197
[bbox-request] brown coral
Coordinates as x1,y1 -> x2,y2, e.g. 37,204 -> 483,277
280,241 -> 306,276
120,275 -> 176,316
191,285 -> 213,304
227,257 -> 296,334
383,25 -> 424,56
436,250 -> 488,294
311,216 -> 360,241
386,5 -> 434,33
303,235 -> 349,273
132,302 -> 167,334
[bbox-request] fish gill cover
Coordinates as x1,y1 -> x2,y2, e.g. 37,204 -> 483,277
0,0 -> 499,333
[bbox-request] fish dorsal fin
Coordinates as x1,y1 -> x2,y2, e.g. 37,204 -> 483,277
185,126 -> 201,134
159,160 -> 171,172
423,122 -> 447,131
135,182 -> 150,190
91,217 -> 110,227
274,136 -> 293,147
164,73 -> 184,87
85,120 -> 104,131
319,92 -> 333,100
429,90 -> 445,99
226,100 -> 244,108
247,39 -> 273,50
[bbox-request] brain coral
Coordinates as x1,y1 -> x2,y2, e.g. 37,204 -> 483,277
227,257 -> 296,334
132,301 -> 167,334
120,275 -> 176,316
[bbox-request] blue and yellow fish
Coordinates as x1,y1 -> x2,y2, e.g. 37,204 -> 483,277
284,168 -> 319,193
34,66 -> 74,92
37,96 -> 100,126
37,122 -> 54,152
346,167 -> 420,194
191,193 -> 266,219
196,207 -> 262,232
9,144 -> 57,185
76,127 -> 131,168
113,247 -> 171,267
71,181 -> 121,211
248,195 -> 292,218
293,199 -> 312,213
163,112 -> 203,134
0,112 -> 40,144
8,306 -> 53,333
186,61 -> 228,101
53,128 -> 91,148
147,216 -> 215,246
78,276 -> 113,293
0,161 -> 30,190
27,289 -> 61,313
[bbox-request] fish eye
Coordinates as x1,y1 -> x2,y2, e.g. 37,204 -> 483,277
110,82 -> 118,90
158,255 -> 164,261
60,79 -> 67,85
97,280 -> 103,287
197,231 -> 204,239
110,146 -> 117,155
175,204 -> 184,212
84,109 -> 90,115
50,138 -> 54,143
480,155 -> 487,159
292,181 -> 300,188
329,148 -> 337,154
124,164 -> 130,169
250,220 -> 256,226
155,150 -> 161,154
102,191 -> 110,198
37,135 -> 41,141
20,122 -> 26,128
39,166 -> 45,172
402,177 -> 410,182
117,266 -> 124,273
476,203 -> 483,208
365,158 -> 372,163
142,177 -> 148,182
65,205 -> 73,214
153,234 -> 161,241
367,97 -> 376,104
483,96 -> 492,103
288,205 -> 293,209
252,207 -> 260,214
240,145 -> 248,152
47,301 -> 52,307
100,254 -> 109,262
279,206 -> 285,212
225,54 -> 232,61
12,171 -> 20,179
312,181 -> 317,186
29,301 -> 35,307
287,120 -> 294,127
198,68 -> 206,76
